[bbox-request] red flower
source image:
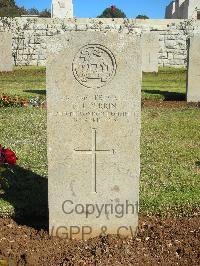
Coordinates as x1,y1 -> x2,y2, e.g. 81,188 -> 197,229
21,98 -> 27,107
111,5 -> 116,12
4,149 -> 17,165
0,145 -> 17,165
2,95 -> 10,103
0,144 -> 3,157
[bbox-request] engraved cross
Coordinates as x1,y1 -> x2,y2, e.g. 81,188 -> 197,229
74,128 -> 115,193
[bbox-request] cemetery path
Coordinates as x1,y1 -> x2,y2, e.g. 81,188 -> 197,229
0,216 -> 199,265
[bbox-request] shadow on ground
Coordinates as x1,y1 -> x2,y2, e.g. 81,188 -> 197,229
0,165 -> 48,230
143,90 -> 186,101
195,161 -> 200,168
24,90 -> 46,95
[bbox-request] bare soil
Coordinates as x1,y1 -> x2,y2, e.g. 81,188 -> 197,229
142,100 -> 200,108
0,216 -> 199,265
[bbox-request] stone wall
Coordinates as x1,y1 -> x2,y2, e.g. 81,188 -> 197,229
0,17 -> 198,67
165,0 -> 200,19
165,1 -> 176,19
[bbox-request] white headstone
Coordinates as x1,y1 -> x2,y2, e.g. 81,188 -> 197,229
142,32 -> 159,73
47,31 -> 141,240
0,32 -> 13,72
187,35 -> 200,102
51,0 -> 73,18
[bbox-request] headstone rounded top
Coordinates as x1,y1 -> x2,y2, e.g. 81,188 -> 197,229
72,44 -> 117,89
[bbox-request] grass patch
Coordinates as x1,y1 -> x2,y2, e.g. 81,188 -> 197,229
0,106 -> 199,218
0,108 -> 47,217
142,67 -> 186,101
0,66 -> 199,218
0,66 -> 186,101
0,66 -> 46,98
141,107 -> 200,216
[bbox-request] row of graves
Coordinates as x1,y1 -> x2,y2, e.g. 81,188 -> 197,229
1,31 -> 200,102
0,29 -> 199,240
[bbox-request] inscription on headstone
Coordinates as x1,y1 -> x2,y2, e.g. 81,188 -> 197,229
72,44 -> 117,88
47,32 -> 141,240
74,128 -> 115,193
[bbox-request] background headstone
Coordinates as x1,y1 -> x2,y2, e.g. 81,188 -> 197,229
51,0 -> 73,18
142,32 -> 159,73
187,35 -> 200,102
0,32 -> 13,72
47,32 -> 141,240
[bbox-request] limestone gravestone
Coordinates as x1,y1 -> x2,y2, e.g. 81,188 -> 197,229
0,32 -> 13,72
187,35 -> 200,102
47,32 -> 141,240
51,0 -> 73,18
142,32 -> 159,73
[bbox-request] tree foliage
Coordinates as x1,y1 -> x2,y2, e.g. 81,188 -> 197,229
136,14 -> 149,19
0,0 -> 51,17
0,0 -> 16,8
98,5 -> 126,18
28,8 -> 40,16
39,9 -> 51,18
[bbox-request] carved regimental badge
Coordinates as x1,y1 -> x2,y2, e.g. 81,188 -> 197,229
72,44 -> 117,88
